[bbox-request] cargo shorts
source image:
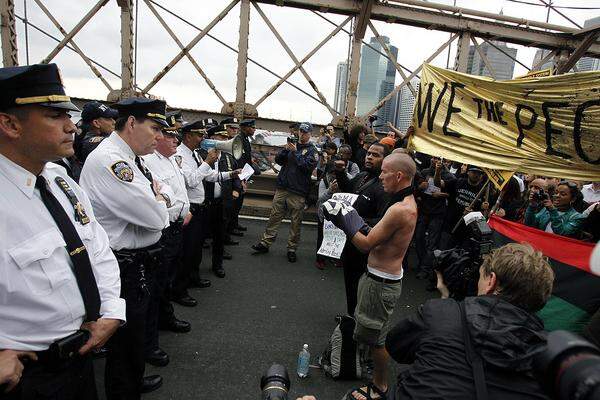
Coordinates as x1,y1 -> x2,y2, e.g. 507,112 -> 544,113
353,273 -> 403,347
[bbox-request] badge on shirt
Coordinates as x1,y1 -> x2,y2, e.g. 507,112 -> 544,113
302,149 -> 308,155
89,136 -> 104,144
174,155 -> 183,168
110,161 -> 134,182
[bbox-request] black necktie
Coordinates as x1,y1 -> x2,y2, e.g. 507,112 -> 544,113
35,176 -> 101,322
192,149 -> 202,167
135,156 -> 155,194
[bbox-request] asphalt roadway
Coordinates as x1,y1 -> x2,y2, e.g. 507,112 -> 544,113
96,217 -> 435,400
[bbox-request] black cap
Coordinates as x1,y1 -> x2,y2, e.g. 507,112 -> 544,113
0,63 -> 79,111
201,118 -> 219,130
166,110 -> 185,126
240,119 -> 255,128
206,125 -> 229,138
81,101 -> 118,122
113,98 -> 169,127
181,120 -> 209,135
467,165 -> 484,173
221,117 -> 240,128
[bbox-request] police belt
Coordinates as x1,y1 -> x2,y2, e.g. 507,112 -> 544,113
113,242 -> 162,266
189,202 -> 207,215
163,219 -> 184,235
34,330 -> 91,371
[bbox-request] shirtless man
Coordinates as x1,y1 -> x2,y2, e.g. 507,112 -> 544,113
323,153 -> 417,400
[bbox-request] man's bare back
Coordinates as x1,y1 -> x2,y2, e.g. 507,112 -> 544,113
368,195 -> 417,276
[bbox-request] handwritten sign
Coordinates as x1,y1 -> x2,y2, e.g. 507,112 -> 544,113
317,193 -> 359,260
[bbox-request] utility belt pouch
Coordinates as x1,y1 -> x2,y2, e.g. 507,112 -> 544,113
48,330 -> 90,361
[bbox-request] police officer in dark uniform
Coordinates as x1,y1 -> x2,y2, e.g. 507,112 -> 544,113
198,126 -> 243,277
76,101 -> 118,163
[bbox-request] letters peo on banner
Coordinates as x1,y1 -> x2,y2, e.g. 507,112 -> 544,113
409,64 -> 600,181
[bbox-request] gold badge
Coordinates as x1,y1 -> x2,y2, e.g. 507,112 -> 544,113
302,149 -> 308,155
110,161 -> 134,182
89,136 -> 105,143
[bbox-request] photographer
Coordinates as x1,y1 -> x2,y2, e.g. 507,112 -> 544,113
525,180 -> 585,239
252,123 -> 318,263
385,243 -> 554,400
339,144 -> 360,179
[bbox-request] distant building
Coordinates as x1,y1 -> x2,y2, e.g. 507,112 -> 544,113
394,77 -> 419,133
532,49 -> 554,71
466,41 -> 517,80
333,61 -> 348,114
357,36 -> 398,128
577,16 -> 600,72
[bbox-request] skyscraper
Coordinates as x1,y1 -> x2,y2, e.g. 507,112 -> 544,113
394,77 -> 420,133
532,49 -> 554,71
333,61 -> 348,114
577,16 -> 600,72
356,36 -> 398,127
466,41 -> 517,80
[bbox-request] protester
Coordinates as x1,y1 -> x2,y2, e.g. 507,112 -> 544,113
316,141 -> 338,181
385,243 -> 553,400
252,122 -> 318,263
525,180 -> 585,238
323,153 -> 417,400
379,136 -> 396,150
344,124 -> 368,170
338,144 -> 360,178
494,176 -> 524,221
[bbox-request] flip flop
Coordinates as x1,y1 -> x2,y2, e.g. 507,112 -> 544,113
343,382 -> 387,400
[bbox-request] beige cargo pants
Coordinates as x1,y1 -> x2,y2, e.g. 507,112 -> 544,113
260,188 -> 306,252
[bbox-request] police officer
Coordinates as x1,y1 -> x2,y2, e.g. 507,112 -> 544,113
199,125 -> 243,274
76,101 -> 118,163
165,110 -> 185,130
142,118 -> 192,368
0,63 -> 124,399
80,98 -> 171,398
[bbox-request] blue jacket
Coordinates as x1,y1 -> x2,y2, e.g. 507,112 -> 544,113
275,142 -> 318,197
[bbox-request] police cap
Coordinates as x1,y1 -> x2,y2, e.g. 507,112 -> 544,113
181,120 -> 208,135
81,101 -> 118,122
206,125 -> 229,138
221,117 -> 240,129
166,110 -> 185,126
0,63 -> 79,111
239,119 -> 255,128
113,98 -> 169,127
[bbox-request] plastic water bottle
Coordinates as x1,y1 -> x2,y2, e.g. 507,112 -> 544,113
297,344 -> 310,378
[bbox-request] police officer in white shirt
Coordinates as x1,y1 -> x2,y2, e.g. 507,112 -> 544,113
0,63 -> 124,399
172,119 -> 239,306
79,98 -> 170,398
142,118 -> 192,369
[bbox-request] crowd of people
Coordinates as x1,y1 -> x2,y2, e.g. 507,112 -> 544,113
1,62 -> 599,400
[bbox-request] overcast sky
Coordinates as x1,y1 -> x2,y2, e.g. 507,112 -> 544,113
11,0 -> 600,124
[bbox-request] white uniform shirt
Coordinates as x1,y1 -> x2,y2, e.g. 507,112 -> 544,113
0,155 -> 126,350
144,151 -> 190,222
582,183 -> 600,204
80,133 -> 169,250
176,143 -> 232,204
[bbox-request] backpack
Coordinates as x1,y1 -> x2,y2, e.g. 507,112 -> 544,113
319,315 -> 366,380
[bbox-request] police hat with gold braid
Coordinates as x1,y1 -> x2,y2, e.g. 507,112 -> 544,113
113,98 -> 169,128
0,63 -> 79,111
181,120 -> 209,136
163,110 -> 182,142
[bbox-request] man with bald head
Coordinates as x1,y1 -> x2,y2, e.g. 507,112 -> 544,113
323,153 -> 417,400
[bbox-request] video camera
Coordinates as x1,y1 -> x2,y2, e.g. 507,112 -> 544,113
260,364 -> 290,400
287,136 -> 298,145
434,217 -> 494,300
534,330 -> 600,400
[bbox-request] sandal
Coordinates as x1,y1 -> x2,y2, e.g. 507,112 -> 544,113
343,382 -> 387,400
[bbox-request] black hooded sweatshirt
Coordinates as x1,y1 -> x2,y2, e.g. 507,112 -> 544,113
386,296 -> 549,400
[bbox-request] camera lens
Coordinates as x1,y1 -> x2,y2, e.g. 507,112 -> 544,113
260,364 -> 290,400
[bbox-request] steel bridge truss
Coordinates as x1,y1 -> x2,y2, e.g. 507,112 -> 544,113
1,0 -> 599,124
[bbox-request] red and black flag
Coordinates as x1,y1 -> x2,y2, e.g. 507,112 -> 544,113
488,215 -> 600,334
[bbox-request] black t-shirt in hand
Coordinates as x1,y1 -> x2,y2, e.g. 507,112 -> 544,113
418,167 -> 456,216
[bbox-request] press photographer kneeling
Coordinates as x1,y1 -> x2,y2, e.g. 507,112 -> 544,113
385,242 -> 554,400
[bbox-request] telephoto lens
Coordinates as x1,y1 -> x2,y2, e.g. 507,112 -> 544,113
534,330 -> 600,400
260,364 -> 290,400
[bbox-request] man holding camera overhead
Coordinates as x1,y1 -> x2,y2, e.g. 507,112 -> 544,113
252,122 -> 318,263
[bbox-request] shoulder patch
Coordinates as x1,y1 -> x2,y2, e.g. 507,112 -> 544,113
88,136 -> 105,143
110,160 -> 134,182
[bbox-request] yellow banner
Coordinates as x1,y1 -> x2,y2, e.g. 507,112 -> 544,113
483,168 -> 514,190
409,64 -> 600,181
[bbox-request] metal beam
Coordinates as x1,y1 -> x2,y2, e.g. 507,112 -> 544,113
556,30 -> 600,74
1,0 -> 17,67
234,0 -> 250,118
368,21 -> 416,97
142,0 -> 239,94
454,31 -> 470,73
254,15 -> 351,108
33,0 -> 113,91
253,0 -> 600,58
118,0 -> 134,98
252,1 -> 337,117
41,0 -> 109,64
471,36 -> 497,79
345,0 -> 374,119
144,0 -> 227,105
364,33 -> 458,118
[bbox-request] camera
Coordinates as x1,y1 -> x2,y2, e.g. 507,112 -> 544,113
287,136 -> 298,145
532,188 -> 549,202
534,330 -> 600,400
368,115 -> 378,123
260,364 -> 290,400
434,218 -> 494,300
